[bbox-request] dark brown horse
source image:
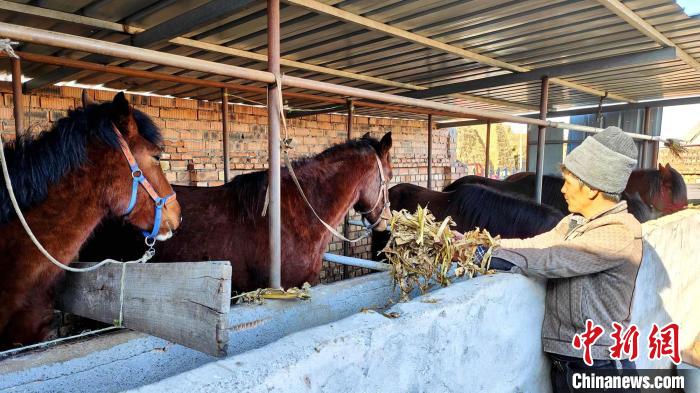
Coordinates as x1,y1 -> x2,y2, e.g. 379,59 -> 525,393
0,92 -> 181,349
81,132 -> 393,292
372,182 -> 565,261
443,169 -> 676,222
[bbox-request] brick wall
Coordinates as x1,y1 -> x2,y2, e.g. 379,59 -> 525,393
0,84 -> 468,283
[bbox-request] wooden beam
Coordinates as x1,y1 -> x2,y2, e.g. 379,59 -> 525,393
283,0 -> 634,102
56,261 -> 232,357
436,94 -> 700,128
132,0 -> 258,48
596,0 -> 700,73
404,48 -> 677,99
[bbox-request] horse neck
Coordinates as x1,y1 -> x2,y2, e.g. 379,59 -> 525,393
287,152 -> 376,230
1,146 -> 119,263
627,171 -> 656,206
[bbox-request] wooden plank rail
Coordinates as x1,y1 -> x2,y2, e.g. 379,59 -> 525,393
55,261 -> 232,357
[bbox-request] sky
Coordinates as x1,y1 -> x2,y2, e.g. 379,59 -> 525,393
659,103 -> 700,139
677,0 -> 700,16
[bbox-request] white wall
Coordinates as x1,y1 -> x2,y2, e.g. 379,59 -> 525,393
129,274 -> 549,393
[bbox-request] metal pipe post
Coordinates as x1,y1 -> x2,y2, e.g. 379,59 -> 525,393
267,0 -> 282,289
11,58 -> 23,137
535,77 -> 549,204
427,114 -> 433,189
641,106 -> 651,169
222,88 -> 231,182
343,99 -> 354,276
484,120 -> 491,177
322,253 -> 392,272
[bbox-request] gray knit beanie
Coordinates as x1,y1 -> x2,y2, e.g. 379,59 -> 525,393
562,126 -> 637,194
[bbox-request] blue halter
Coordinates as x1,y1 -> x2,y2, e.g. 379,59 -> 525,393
115,124 -> 176,245
122,163 -> 175,244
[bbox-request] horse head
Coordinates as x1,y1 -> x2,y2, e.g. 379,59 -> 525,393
655,163 -> 688,215
82,90 -> 182,243
355,132 -> 393,232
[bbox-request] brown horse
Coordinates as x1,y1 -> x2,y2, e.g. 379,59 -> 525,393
371,183 -> 564,260
443,168 -> 681,222
625,163 -> 688,218
80,132 -> 393,292
0,92 -> 181,349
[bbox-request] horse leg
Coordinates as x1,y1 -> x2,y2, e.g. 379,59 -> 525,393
0,291 -> 55,350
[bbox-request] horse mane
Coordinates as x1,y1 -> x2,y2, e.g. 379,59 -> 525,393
633,169 -> 662,205
224,136 -> 382,222
621,191 -> 651,223
0,104 -> 161,224
449,184 -> 564,237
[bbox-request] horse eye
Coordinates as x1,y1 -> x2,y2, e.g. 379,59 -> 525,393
153,154 -> 161,162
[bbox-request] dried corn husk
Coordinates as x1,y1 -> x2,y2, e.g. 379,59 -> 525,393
233,282 -> 311,304
663,138 -> 688,158
381,207 -> 499,302
453,228 -> 500,279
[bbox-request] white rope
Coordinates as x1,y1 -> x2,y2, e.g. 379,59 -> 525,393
262,75 -> 386,243
0,38 -> 19,59
0,326 -> 122,359
0,136 -> 154,272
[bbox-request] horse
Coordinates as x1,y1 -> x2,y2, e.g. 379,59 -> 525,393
80,132 -> 394,293
371,182 -> 565,261
444,171 -> 667,222
0,91 -> 181,349
625,163 -> 688,218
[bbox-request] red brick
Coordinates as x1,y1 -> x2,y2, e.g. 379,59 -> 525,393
160,108 -> 198,120
3,94 -> 31,108
59,86 -> 84,99
134,105 -> 160,118
190,170 -> 219,181
40,97 -> 75,110
174,97 -> 198,110
150,96 -> 175,107
0,107 -> 12,120
94,89 -> 117,102
198,110 -> 221,120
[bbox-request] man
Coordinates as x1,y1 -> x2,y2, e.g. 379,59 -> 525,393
471,126 -> 643,392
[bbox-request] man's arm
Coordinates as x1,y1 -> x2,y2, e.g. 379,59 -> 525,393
493,222 -> 639,278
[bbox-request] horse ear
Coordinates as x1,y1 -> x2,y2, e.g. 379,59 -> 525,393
112,92 -> 133,119
361,132 -> 371,140
81,90 -> 95,107
378,132 -> 392,156
112,92 -> 134,136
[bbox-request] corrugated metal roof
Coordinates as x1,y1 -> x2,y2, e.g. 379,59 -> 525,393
2,0 -> 700,120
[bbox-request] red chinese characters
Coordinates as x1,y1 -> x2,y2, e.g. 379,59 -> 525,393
648,322 -> 681,365
572,321 -> 682,365
609,322 -> 640,361
572,319 -> 605,366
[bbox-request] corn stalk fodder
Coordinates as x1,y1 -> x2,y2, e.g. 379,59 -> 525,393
381,207 -> 499,302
